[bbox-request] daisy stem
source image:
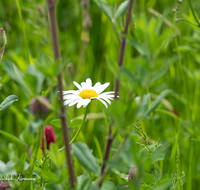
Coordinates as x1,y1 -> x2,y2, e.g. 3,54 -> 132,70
69,106 -> 89,144
46,0 -> 75,187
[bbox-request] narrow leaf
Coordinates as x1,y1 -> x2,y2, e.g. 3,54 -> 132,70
142,89 -> 172,119
72,142 -> 100,176
115,0 -> 129,20
0,95 -> 18,111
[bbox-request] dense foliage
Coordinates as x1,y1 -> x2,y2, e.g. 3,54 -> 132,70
0,0 -> 200,189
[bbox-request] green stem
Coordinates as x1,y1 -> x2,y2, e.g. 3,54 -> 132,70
40,155 -> 50,187
70,106 -> 89,144
58,106 -> 89,151
15,0 -> 29,63
28,125 -> 43,189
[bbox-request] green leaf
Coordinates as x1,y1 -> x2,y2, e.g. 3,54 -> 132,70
50,119 -> 62,128
40,170 -> 58,183
70,119 -> 83,128
0,161 -> 16,175
72,142 -> 100,176
115,183 -> 131,190
142,89 -> 172,119
152,145 -> 167,163
121,66 -> 140,86
77,171 -> 91,190
57,169 -> 68,183
152,178 -> 172,190
136,94 -> 150,119
191,138 -> 200,146
49,144 -> 59,168
2,60 -> 31,93
94,0 -> 112,20
37,58 -> 62,77
0,130 -> 25,145
128,38 -> 150,56
43,183 -> 62,190
26,65 -> 45,94
102,181 -> 115,190
0,95 -> 18,111
115,0 -> 129,20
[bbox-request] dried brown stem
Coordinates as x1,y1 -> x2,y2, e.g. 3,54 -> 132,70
114,0 -> 134,99
98,0 -> 134,187
46,0 -> 75,187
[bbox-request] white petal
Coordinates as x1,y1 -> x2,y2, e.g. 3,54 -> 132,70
68,99 -> 81,106
81,82 -> 86,90
98,95 -> 115,99
92,82 -> 101,91
82,99 -> 91,107
77,100 -> 84,108
64,98 -> 79,106
63,90 -> 79,95
101,97 -> 111,105
96,97 -> 108,108
86,78 -> 92,89
63,94 -> 79,100
73,81 -> 83,91
96,82 -> 110,94
99,91 -> 115,96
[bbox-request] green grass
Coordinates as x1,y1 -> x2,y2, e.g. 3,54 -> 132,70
0,0 -> 200,189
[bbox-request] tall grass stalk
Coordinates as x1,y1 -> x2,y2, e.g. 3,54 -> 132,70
46,0 -> 75,187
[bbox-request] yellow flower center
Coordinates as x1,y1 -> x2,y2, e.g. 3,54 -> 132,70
79,89 -> 98,99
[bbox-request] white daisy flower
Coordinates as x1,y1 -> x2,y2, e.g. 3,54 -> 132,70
63,78 -> 115,108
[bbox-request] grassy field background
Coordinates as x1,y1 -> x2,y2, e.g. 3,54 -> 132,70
0,0 -> 200,189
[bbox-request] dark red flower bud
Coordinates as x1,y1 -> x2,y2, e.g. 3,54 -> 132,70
45,125 -> 55,149
0,182 -> 12,190
129,166 -> 137,181
30,96 -> 50,118
41,125 -> 55,154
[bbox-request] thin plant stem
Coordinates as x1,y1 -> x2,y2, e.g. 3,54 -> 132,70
46,0 -> 75,187
114,0 -> 134,99
69,106 -> 89,144
100,124 -> 112,174
58,106 -> 89,152
98,1 -> 134,187
15,0 -> 29,63
96,139 -> 127,186
28,125 -> 43,189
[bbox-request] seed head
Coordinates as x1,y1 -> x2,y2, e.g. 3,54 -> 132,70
129,166 -> 138,181
30,96 -> 50,119
0,182 -> 12,190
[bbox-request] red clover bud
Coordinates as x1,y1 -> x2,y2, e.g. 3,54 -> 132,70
129,166 -> 138,181
41,125 -> 55,154
30,96 -> 50,119
0,182 -> 12,190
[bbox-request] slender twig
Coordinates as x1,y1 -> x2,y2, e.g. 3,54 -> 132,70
100,125 -> 115,174
98,0 -> 134,187
46,0 -> 75,187
114,0 -> 134,99
96,139 -> 127,186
